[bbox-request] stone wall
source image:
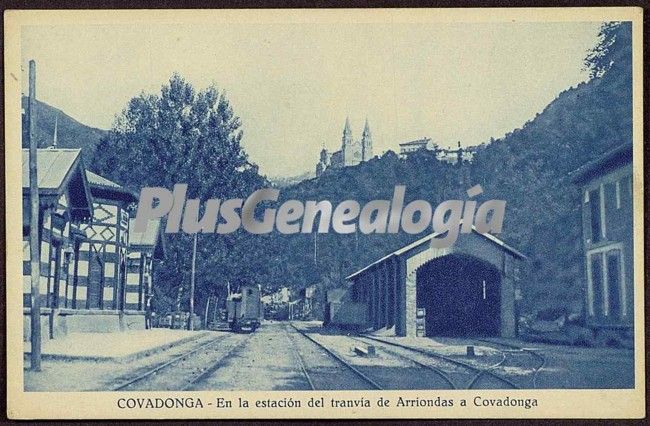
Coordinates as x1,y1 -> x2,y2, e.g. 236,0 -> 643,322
23,309 -> 146,341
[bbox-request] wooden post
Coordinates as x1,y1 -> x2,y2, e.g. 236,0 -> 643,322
28,60 -> 42,371
187,233 -> 197,330
203,295 -> 210,330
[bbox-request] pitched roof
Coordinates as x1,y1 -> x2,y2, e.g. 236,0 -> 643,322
22,148 -> 81,192
86,170 -> 138,203
22,148 -> 93,220
346,226 -> 526,280
570,142 -> 633,183
129,218 -> 166,258
86,171 -> 122,189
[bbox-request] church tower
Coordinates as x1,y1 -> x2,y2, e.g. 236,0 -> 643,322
361,118 -> 373,161
341,117 -> 356,166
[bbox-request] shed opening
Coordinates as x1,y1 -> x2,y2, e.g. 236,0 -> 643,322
416,254 -> 501,337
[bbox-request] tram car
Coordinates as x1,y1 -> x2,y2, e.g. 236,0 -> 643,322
226,284 -> 263,332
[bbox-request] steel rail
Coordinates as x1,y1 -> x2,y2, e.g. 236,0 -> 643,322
476,338 -> 546,389
179,337 -> 249,391
349,335 -> 458,389
112,334 -> 227,391
283,325 -> 316,390
290,323 -> 383,390
361,334 -> 520,389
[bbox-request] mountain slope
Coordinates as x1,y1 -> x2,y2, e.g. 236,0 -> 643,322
21,96 -> 108,163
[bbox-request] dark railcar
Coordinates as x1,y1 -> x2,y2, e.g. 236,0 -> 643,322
226,284 -> 263,332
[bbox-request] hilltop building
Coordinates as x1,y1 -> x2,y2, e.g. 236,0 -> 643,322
399,138 -> 433,156
316,118 -> 373,177
399,139 -> 476,164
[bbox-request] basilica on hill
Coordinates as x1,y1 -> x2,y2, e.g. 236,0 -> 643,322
316,118 -> 373,177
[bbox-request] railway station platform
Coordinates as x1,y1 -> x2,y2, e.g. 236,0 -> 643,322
24,329 -> 210,362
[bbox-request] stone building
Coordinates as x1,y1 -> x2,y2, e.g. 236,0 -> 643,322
398,138 -> 433,157
331,228 -> 526,338
316,118 -> 373,176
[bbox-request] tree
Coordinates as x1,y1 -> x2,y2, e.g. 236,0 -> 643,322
93,74 -> 267,317
584,22 -> 632,79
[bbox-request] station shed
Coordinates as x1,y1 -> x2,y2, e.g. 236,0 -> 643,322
343,228 -> 526,338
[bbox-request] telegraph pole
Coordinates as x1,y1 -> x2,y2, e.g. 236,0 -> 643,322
188,233 -> 197,330
28,60 -> 42,371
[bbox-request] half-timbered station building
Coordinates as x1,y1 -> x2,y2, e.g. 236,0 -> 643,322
74,171 -> 141,331
127,217 -> 166,328
23,148 -> 168,341
330,228 -> 526,338
572,143 -> 633,346
22,148 -> 93,340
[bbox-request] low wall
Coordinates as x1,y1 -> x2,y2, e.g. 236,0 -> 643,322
23,308 -> 146,341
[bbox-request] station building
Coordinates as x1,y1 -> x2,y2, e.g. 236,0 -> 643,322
22,148 -> 93,340
127,217 -> 166,327
22,148 -> 166,340
330,228 -> 526,338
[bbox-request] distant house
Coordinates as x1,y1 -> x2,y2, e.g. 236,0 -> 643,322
399,139 -> 476,164
572,143 -> 633,344
22,148 -> 93,340
399,138 -> 432,158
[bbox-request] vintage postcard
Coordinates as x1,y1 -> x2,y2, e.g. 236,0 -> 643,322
4,7 -> 645,420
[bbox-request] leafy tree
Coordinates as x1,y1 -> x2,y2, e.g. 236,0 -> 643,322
92,74 -> 267,316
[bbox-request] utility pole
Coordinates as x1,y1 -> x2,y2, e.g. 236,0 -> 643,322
203,294 -> 210,330
28,60 -> 42,371
188,233 -> 197,330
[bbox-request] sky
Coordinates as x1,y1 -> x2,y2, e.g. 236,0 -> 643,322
21,21 -> 602,177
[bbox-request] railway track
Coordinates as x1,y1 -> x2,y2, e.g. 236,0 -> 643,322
476,338 -> 546,389
346,335 -> 458,389
288,324 -> 383,390
359,335 -> 520,389
291,324 -> 484,390
112,332 -> 247,391
283,325 -> 315,390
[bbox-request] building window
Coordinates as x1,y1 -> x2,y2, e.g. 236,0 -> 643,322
589,252 -> 604,317
587,245 -> 625,320
606,249 -> 622,318
619,175 -> 632,208
589,188 -> 602,243
604,181 -> 616,213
